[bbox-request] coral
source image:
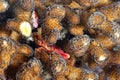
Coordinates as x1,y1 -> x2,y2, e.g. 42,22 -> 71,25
0,0 -> 120,80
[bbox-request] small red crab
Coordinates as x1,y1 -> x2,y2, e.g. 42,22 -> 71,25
34,34 -> 70,60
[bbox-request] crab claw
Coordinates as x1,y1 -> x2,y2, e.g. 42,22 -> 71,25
59,51 -> 70,60
31,11 -> 38,29
51,45 -> 70,60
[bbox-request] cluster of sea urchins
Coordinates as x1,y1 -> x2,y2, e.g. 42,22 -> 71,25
0,0 -> 120,80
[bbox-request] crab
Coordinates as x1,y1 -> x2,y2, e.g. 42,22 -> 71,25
32,10 -> 70,60
34,34 -> 70,60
